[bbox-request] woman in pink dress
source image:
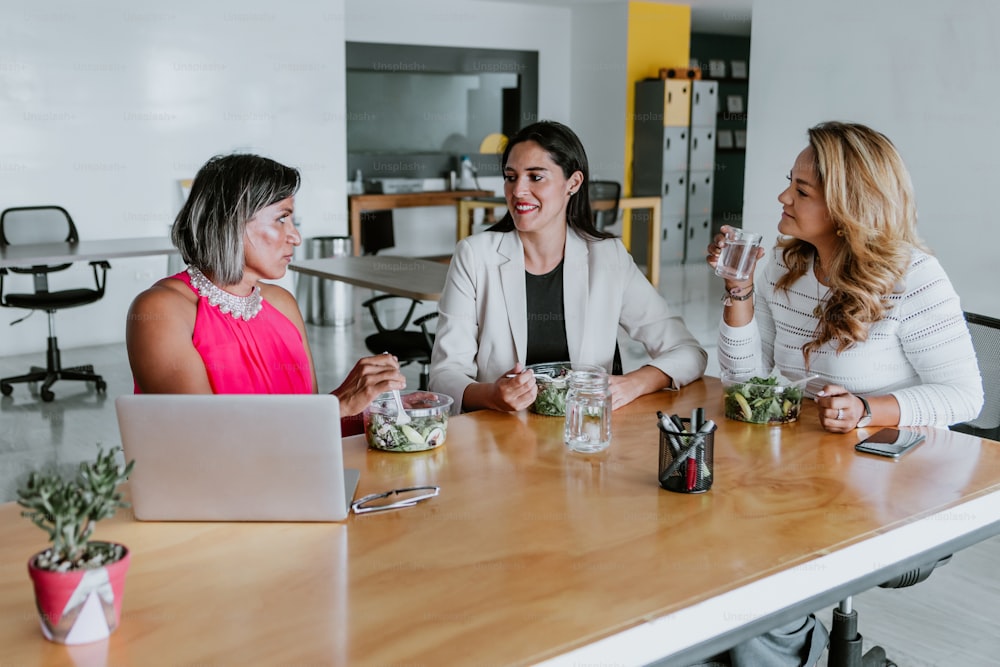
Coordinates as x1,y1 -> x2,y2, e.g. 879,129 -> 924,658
126,154 -> 405,433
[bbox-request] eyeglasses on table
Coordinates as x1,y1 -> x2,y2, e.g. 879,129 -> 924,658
351,485 -> 440,514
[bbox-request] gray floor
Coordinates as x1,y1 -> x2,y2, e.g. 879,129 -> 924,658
2,261 -> 998,666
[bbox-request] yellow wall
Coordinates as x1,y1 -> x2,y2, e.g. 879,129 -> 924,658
624,2 -> 691,198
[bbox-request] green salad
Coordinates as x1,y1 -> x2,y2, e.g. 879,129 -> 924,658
530,370 -> 570,416
365,391 -> 451,452
366,412 -> 448,452
723,375 -> 804,424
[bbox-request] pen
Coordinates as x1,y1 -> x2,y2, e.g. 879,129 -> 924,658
656,422 -> 681,456
692,407 -> 704,432
686,453 -> 697,491
657,411 -> 680,433
656,412 -> 682,456
669,413 -> 685,433
688,409 -> 705,490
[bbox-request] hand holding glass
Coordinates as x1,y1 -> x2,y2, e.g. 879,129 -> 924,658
715,228 -> 764,281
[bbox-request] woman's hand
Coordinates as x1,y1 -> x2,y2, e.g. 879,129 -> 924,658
608,366 -> 670,410
491,363 -> 538,412
333,353 -> 406,417
814,383 -> 865,433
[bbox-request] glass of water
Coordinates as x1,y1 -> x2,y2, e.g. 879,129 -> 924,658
563,366 -> 612,454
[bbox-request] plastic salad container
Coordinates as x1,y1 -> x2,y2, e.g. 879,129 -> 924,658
526,362 -> 604,416
721,371 -> 816,424
365,390 -> 453,452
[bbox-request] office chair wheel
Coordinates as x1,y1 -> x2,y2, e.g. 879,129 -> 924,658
95,379 -> 107,393
0,383 -> 11,396
40,388 -> 55,402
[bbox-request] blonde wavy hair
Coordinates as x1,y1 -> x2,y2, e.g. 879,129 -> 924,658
775,121 -> 928,362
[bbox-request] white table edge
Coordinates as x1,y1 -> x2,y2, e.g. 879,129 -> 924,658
536,489 -> 1000,666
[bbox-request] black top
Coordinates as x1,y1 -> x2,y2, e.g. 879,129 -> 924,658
525,260 -> 570,365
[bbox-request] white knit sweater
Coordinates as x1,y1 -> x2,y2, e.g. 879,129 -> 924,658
718,248 -> 983,426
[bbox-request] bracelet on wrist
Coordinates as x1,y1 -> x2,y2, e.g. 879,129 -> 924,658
722,284 -> 754,306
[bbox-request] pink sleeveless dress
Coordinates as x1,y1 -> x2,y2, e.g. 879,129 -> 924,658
173,270 -> 314,394
135,272 -> 365,435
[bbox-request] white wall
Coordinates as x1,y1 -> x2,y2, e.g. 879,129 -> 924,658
1,0 -> 347,355
570,3 -> 630,183
0,0 -> 579,356
344,0 -> 573,257
745,0 -> 998,314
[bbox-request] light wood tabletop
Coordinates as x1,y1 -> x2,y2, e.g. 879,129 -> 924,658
0,237 -> 178,268
2,378 -> 1000,665
289,255 -> 450,301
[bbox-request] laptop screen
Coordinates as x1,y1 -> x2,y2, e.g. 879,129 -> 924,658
115,394 -> 358,522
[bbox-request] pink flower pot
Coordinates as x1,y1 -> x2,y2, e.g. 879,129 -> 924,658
27,543 -> 131,645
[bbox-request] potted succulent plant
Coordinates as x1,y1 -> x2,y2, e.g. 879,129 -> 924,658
16,446 -> 135,645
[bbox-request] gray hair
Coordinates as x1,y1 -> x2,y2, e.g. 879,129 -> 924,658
172,154 -> 301,284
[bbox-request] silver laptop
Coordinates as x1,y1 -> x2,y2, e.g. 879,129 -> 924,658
115,394 -> 359,522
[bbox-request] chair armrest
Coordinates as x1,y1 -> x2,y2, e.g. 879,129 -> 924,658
413,312 -> 438,351
878,554 -> 952,589
89,260 -> 111,296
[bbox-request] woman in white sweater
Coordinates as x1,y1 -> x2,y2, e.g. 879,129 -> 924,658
708,121 -> 983,434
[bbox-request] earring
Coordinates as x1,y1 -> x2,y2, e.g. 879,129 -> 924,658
836,228 -> 844,237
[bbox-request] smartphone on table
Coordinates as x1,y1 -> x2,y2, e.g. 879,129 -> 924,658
854,428 -> 926,458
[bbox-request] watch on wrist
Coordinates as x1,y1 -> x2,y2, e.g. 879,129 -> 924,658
856,396 -> 873,428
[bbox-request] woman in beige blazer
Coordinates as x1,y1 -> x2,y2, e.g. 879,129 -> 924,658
429,121 -> 706,413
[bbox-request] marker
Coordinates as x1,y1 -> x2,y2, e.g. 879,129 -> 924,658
686,418 -> 714,491
686,454 -> 697,491
691,407 -> 705,432
657,411 -> 680,433
670,413 -> 685,433
657,423 -> 681,455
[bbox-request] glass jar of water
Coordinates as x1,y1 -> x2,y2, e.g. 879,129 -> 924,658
563,367 -> 611,453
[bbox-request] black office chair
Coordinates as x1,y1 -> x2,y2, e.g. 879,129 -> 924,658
827,551 -> 952,667
361,294 -> 437,390
0,206 -> 110,401
360,210 -> 395,255
950,312 -> 1000,441
588,180 -> 621,232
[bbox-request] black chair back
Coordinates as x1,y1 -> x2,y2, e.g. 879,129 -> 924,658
953,312 -> 1000,439
1,206 -> 78,276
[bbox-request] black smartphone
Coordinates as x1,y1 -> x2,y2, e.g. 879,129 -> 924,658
854,428 -> 926,458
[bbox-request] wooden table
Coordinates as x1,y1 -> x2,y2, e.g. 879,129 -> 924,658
289,255 -> 450,301
348,190 -> 493,257
3,379 -> 1000,666
456,195 -> 664,287
0,237 -> 178,268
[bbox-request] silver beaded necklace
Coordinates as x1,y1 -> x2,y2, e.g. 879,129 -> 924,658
186,266 -> 263,321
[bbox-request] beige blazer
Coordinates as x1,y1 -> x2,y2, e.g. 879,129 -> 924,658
429,229 -> 707,411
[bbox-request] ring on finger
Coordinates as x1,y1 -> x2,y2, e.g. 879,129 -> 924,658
836,408 -> 844,420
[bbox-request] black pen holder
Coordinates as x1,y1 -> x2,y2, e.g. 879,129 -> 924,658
658,418 -> 716,494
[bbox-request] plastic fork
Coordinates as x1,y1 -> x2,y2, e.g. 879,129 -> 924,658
391,390 -> 411,425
